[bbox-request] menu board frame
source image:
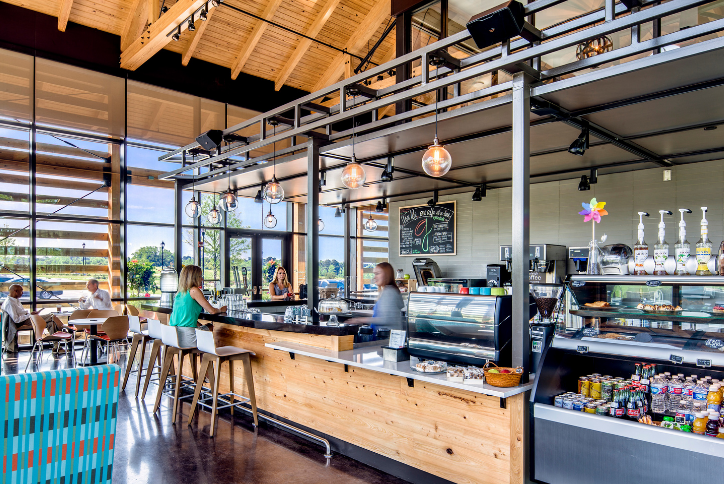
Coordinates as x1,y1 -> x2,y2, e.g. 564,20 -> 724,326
398,201 -> 457,257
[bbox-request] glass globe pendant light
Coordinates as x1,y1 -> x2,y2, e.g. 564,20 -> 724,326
218,158 -> 237,212
421,92 -> 452,177
264,122 -> 284,204
207,193 -> 221,225
341,96 -> 366,189
184,153 -> 200,218
364,206 -> 377,232
318,218 -> 325,232
264,204 -> 277,229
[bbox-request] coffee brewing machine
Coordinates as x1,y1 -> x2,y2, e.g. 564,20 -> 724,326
499,244 -> 567,284
568,247 -> 590,274
411,258 -> 443,287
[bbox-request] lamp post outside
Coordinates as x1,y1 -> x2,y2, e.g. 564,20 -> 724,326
160,241 -> 165,269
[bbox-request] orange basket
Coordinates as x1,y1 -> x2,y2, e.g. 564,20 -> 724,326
483,362 -> 524,388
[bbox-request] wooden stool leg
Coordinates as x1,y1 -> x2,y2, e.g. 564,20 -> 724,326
188,355 -> 211,426
242,353 -> 258,427
206,357 -> 215,391
153,348 -> 175,413
142,340 -> 161,400
121,333 -> 141,391
210,356 -> 222,437
191,352 -> 198,382
135,336 -> 148,397
228,359 -> 234,416
172,351 -> 186,424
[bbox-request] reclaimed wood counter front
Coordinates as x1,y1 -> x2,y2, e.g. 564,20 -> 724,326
203,322 -> 527,484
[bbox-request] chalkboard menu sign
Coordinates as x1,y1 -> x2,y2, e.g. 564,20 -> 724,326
399,201 -> 456,256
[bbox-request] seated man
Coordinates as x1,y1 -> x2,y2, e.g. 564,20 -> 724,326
1,284 -> 64,353
78,279 -> 113,311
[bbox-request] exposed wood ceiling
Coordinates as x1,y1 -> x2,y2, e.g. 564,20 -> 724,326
4,0 -> 396,92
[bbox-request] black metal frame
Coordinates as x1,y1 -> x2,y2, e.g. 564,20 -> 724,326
224,229 -> 292,300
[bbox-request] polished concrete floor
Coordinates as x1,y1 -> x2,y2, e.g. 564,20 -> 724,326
2,347 -> 411,484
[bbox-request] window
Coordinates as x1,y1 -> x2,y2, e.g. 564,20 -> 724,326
127,224 -> 175,298
0,218 -> 30,302
0,126 -> 30,214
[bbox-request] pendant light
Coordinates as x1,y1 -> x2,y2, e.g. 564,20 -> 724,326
263,121 -> 284,203
184,152 -> 200,218
365,205 -> 378,232
341,96 -> 366,189
421,91 -> 452,177
264,204 -> 277,228
218,154 -> 237,212
207,193 -> 221,225
318,218 -> 325,232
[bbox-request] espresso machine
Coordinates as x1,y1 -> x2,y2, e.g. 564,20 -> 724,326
499,244 -> 567,284
568,247 -> 590,274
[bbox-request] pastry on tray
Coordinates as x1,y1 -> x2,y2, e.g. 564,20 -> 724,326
584,301 -> 611,308
714,305 -> 724,313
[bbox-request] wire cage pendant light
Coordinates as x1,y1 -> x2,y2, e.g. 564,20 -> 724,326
364,206 -> 378,232
207,193 -> 221,225
265,204 -> 277,228
264,122 -> 285,203
422,92 -> 452,177
341,96 -> 366,189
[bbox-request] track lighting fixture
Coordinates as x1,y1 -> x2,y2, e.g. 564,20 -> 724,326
376,198 -> 386,212
211,0 -> 221,6
377,75 -> 384,81
569,125 -> 589,156
172,27 -> 181,41
578,169 -> 598,191
380,156 -> 394,182
334,207 -> 342,218
200,7 -> 208,20
427,190 -> 439,208
472,184 -> 486,201
188,15 -> 196,31
254,186 -> 264,203
161,5 -> 168,13
319,171 -> 326,193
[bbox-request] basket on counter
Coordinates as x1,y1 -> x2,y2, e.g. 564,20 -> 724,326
483,362 -> 524,388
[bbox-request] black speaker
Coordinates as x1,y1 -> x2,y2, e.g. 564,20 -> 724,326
196,129 -> 224,151
466,0 -> 527,49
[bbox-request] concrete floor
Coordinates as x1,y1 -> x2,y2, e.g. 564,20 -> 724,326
2,347 -> 411,484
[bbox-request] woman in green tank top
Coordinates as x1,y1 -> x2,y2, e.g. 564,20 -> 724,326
170,265 -> 227,347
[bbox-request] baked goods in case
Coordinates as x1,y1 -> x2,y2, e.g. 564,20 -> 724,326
713,305 -> 724,313
415,360 -> 447,373
585,301 -> 611,308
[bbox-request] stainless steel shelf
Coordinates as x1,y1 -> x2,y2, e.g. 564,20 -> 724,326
568,275 -> 724,285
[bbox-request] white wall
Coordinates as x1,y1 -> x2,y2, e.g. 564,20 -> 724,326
389,160 -> 724,278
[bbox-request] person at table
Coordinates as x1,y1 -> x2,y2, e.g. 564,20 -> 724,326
170,265 -> 226,348
346,262 -> 404,331
78,279 -> 113,311
269,266 -> 295,301
2,284 -> 65,353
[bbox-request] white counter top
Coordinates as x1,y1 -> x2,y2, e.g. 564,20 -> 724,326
265,341 -> 534,399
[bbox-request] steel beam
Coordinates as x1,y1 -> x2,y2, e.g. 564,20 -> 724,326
306,138 -> 320,313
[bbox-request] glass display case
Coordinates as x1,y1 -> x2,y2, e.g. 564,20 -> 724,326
531,275 -> 724,484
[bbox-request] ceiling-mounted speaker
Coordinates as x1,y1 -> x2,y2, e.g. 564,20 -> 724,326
196,129 -> 224,151
466,0 -> 540,49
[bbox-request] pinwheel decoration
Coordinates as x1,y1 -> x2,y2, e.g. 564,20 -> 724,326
579,198 -> 608,223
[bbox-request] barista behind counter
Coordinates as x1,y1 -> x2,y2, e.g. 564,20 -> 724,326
346,262 -> 405,331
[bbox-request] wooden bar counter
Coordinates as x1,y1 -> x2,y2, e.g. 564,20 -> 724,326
141,305 -> 530,484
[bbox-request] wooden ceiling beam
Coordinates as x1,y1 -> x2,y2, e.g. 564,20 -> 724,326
312,0 -> 391,92
273,0 -> 342,91
58,0 -> 74,32
120,0 -> 211,71
121,0 -> 148,51
182,6 -> 215,66
231,0 -> 285,80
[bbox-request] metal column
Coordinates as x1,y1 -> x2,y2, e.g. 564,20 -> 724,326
511,72 -> 532,378
343,204 -> 350,299
174,180 -> 184,275
306,138 -> 320,313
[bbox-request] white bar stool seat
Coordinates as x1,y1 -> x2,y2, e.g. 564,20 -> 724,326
153,324 -> 201,423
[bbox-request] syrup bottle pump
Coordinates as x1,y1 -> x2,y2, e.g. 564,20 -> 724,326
695,207 -> 713,276
675,209 -> 692,276
633,212 -> 650,276
654,210 -> 672,276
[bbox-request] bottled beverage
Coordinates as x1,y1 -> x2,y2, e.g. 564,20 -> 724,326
684,378 -> 695,411
675,209 -> 693,275
719,240 -> 724,276
718,428 -> 724,439
695,207 -> 713,275
675,398 -> 692,425
626,394 -> 639,420
651,376 -> 668,414
634,212 -> 650,275
707,384 -> 722,412
668,377 -> 684,413
692,412 -> 708,435
654,210 -> 672,275
706,412 -> 721,437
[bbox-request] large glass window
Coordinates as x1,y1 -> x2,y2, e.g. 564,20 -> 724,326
0,217 -> 30,302
0,126 -> 30,214
127,224 -> 175,299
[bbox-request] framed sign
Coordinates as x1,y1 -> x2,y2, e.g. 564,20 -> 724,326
399,201 -> 456,256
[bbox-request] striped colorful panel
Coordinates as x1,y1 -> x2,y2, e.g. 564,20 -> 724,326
0,365 -> 120,484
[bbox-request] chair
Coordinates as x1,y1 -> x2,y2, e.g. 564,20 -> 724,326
153,325 -> 200,424
140,319 -> 167,400
24,314 -> 73,372
126,304 -> 140,316
113,303 -> 126,315
82,316 -> 129,365
187,328 -> 258,436
79,309 -> 119,359
121,315 -> 152,396
0,310 -> 8,361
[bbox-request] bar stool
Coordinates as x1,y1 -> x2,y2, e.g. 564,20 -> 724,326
121,316 -> 152,396
187,328 -> 258,437
140,318 -> 166,400
153,325 -> 200,423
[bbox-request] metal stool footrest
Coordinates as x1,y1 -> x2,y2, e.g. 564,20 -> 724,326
194,392 -> 251,411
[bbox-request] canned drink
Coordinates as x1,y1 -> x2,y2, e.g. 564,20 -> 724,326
596,404 -> 609,416
573,400 -> 584,412
581,379 -> 591,398
563,398 -> 574,410
602,375 -> 613,380
578,376 -> 589,394
584,403 -> 597,414
602,380 -> 614,401
554,395 -> 564,408
591,373 -> 602,378
590,379 -> 602,399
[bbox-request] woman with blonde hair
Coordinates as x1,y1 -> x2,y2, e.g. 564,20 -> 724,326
170,265 -> 226,347
269,265 -> 295,301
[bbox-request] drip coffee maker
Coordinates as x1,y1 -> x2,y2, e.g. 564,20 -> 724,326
529,283 -> 563,373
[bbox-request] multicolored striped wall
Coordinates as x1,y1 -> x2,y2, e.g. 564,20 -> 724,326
0,365 -> 120,484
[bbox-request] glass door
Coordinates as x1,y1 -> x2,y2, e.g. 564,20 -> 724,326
227,232 -> 289,301
229,236 -> 252,298
260,237 -> 283,301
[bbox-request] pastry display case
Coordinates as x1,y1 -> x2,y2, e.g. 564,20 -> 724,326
531,275 -> 724,484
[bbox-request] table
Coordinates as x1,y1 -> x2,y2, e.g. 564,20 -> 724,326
71,318 -> 108,365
